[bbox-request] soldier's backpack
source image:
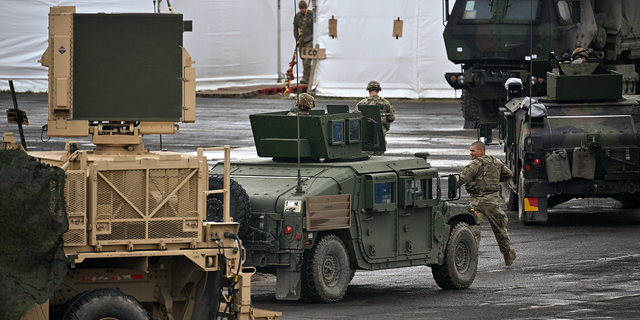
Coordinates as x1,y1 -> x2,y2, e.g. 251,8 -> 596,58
545,149 -> 572,183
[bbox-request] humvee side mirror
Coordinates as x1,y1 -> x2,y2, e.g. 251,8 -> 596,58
477,122 -> 498,145
447,174 -> 460,200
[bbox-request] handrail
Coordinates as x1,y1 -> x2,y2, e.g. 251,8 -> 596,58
198,146 -> 232,223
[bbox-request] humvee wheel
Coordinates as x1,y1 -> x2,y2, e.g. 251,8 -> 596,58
54,288 -> 148,320
501,181 -> 518,211
431,222 -> 478,290
302,234 -> 350,303
207,175 -> 252,237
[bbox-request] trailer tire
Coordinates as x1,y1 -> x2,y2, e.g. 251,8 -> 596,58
207,175 -> 252,237
302,234 -> 350,303
501,181 -> 518,211
430,222 -> 478,290
192,271 -> 223,320
55,288 -> 149,320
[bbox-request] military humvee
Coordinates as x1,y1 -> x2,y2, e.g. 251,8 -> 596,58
479,60 -> 640,223
443,0 -> 640,128
209,105 -> 480,303
3,7 -> 279,320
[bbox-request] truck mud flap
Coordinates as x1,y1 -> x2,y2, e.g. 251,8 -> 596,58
275,251 -> 302,300
520,196 -> 548,222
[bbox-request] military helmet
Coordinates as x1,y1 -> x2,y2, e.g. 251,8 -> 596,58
572,47 -> 588,59
366,80 -> 382,92
296,93 -> 315,110
299,0 -> 308,9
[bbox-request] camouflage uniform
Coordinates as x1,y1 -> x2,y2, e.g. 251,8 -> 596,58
355,95 -> 395,155
293,8 -> 314,83
460,155 -> 513,254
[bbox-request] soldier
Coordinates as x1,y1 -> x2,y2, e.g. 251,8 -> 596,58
293,0 -> 313,84
571,47 -> 589,64
460,141 -> 517,266
355,80 -> 396,155
288,93 -> 315,116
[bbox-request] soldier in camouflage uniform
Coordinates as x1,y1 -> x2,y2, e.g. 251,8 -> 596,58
288,93 -> 315,115
460,141 -> 517,266
355,80 -> 395,155
293,0 -> 313,84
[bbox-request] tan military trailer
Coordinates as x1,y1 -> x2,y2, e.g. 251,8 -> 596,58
2,6 -> 279,320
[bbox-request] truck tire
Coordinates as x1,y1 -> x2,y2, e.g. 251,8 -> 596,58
192,271 -> 223,320
207,175 -> 252,237
55,288 -> 149,320
461,89 -> 480,123
501,181 -> 518,211
430,222 -> 478,290
302,234 -> 350,303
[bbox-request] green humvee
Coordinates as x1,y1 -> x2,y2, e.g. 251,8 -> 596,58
209,105 -> 479,303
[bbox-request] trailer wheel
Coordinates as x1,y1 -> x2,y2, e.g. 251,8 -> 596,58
55,288 -> 149,320
430,222 -> 478,290
501,181 -> 518,211
191,271 -> 223,320
302,234 -> 350,303
207,175 -> 252,237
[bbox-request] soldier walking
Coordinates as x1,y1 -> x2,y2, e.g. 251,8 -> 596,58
460,141 -> 517,266
293,0 -> 313,84
355,80 -> 395,155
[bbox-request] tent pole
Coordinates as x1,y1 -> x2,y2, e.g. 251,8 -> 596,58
277,0 -> 282,83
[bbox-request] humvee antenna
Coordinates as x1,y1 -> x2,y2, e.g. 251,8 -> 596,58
528,0 -> 533,133
295,0 -> 303,194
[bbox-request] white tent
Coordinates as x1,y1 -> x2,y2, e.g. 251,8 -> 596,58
0,0 -> 457,98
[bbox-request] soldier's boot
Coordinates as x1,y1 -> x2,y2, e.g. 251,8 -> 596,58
504,249 -> 516,266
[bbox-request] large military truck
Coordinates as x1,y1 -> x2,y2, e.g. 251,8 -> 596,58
443,0 -> 640,128
208,105 -> 480,303
2,7 -> 279,320
479,61 -> 640,223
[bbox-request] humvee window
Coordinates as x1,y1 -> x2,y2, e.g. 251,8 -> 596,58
405,179 -> 427,202
375,182 -> 394,204
331,121 -> 344,144
462,0 -> 493,20
556,0 -> 573,24
504,0 -> 539,20
349,119 -> 360,142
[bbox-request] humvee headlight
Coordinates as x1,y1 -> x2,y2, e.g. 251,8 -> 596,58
457,75 -> 466,84
449,75 -> 457,82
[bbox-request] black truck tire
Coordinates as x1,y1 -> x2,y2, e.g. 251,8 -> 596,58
431,222 -> 478,290
207,175 -> 252,237
461,89 -> 480,124
501,181 -> 518,211
55,288 -> 149,320
191,271 -> 223,320
302,234 -> 351,303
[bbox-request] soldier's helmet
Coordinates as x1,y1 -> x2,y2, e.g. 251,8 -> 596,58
571,47 -> 589,60
299,0 -> 308,9
296,93 -> 315,110
366,80 -> 382,92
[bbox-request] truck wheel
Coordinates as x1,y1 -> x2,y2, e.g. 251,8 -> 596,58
461,89 -> 480,123
430,222 -> 478,290
207,175 -> 252,237
302,234 -> 350,303
55,288 -> 149,320
192,271 -> 223,320
501,181 -> 518,211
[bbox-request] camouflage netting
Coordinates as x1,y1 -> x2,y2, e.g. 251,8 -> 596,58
0,150 -> 68,320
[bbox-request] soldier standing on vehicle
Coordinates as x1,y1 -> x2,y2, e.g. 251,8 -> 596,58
288,93 -> 315,115
293,0 -> 313,84
460,141 -> 517,266
355,80 -> 395,155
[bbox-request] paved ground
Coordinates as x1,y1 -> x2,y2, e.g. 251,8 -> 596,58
3,93 -> 640,319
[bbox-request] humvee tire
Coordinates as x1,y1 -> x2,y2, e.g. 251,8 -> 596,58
55,288 -> 148,320
430,222 -> 478,290
302,234 -> 350,303
207,175 -> 252,237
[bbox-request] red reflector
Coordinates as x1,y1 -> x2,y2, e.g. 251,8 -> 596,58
533,159 -> 542,166
296,234 -> 302,240
284,226 -> 293,234
131,274 -> 144,280
528,197 -> 538,207
525,165 -> 531,171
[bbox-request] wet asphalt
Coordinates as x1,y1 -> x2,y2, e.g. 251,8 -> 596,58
2,93 -> 640,319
